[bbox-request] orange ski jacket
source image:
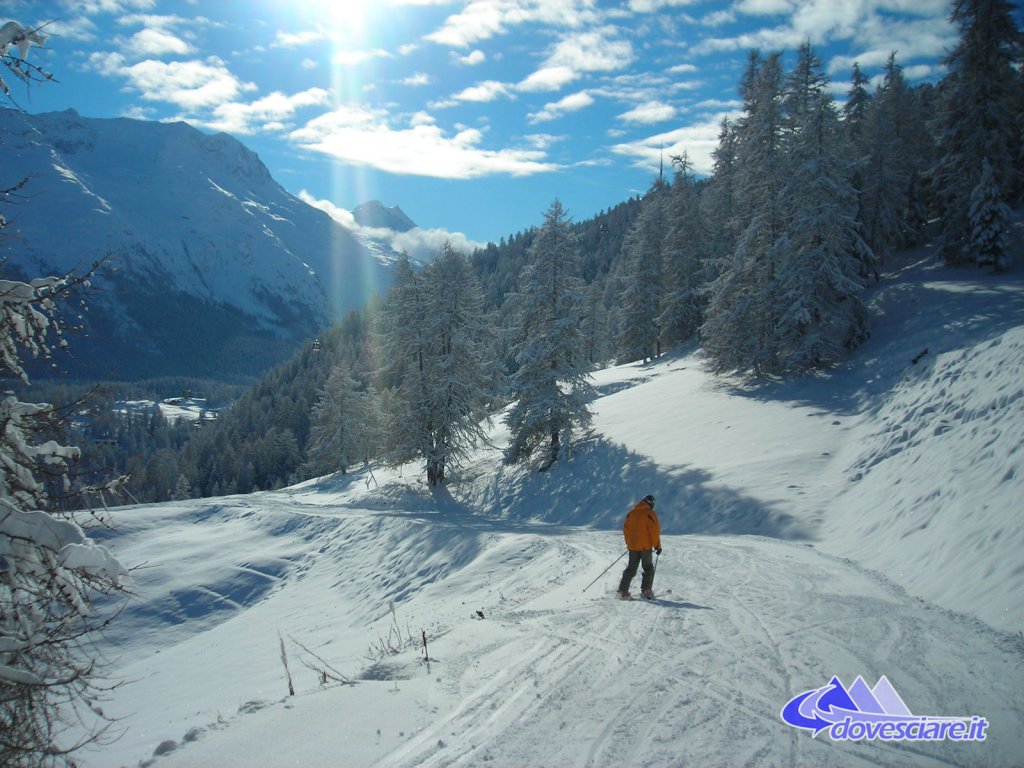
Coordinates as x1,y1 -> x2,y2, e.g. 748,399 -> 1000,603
623,499 -> 661,551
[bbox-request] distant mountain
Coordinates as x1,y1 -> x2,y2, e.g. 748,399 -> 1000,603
351,200 -> 417,232
0,108 -> 399,381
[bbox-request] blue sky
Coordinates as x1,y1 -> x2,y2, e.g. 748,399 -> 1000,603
2,0 -> 972,252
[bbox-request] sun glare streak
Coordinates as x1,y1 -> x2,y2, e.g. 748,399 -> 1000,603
278,0 -> 399,305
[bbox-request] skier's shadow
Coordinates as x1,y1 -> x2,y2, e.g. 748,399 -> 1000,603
654,598 -> 711,610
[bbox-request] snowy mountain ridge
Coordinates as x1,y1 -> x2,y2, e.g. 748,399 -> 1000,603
351,199 -> 417,232
0,107 -> 400,379
81,249 -> 1024,768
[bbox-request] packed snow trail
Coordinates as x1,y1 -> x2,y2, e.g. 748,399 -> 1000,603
367,534 -> 1021,768
111,495 -> 1022,768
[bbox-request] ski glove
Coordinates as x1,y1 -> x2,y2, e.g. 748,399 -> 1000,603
656,547 -> 662,555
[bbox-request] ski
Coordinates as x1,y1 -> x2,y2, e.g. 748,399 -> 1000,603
615,588 -> 672,601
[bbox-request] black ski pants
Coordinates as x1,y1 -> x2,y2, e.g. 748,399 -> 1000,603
618,549 -> 655,594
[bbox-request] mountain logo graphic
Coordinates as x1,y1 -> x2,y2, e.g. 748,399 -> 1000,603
780,676 -> 988,742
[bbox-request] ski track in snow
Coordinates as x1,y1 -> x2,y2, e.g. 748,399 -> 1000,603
87,491 -> 1024,768
356,532 -> 1021,768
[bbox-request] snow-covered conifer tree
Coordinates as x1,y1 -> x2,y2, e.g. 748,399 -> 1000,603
699,118 -> 739,284
617,179 -> 667,363
418,243 -> 493,485
505,200 -> 594,470
858,53 -> 921,265
381,246 -> 492,485
771,47 -> 871,373
306,366 -> 379,476
702,52 -> 786,373
659,153 -> 708,347
380,255 -> 431,469
931,0 -> 1023,266
841,62 -> 871,140
969,158 -> 1012,272
580,280 -> 609,367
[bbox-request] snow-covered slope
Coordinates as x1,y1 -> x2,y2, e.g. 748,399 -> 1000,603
0,107 -> 398,379
78,253 -> 1023,767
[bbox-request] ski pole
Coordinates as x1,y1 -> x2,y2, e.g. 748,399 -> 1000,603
582,550 -> 627,593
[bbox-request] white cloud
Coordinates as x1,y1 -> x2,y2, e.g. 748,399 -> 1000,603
617,100 -> 676,124
528,90 -> 594,123
333,48 -> 392,66
425,0 -> 599,48
43,16 -> 100,42
628,0 -> 698,11
298,190 -> 486,260
700,9 -> 735,26
736,0 -> 796,14
610,107 -> 739,176
544,27 -> 634,74
124,27 -> 193,57
516,25 -> 633,95
273,29 -> 329,48
93,54 -> 257,110
400,72 -> 432,86
298,191 -> 358,228
693,97 -> 741,111
390,226 -> 487,260
69,0 -> 157,13
693,0 -> 953,77
517,65 -> 578,92
199,88 -> 331,134
523,133 -> 565,149
452,79 -> 513,102
459,49 -> 486,66
116,12 -> 197,28
290,107 -> 559,179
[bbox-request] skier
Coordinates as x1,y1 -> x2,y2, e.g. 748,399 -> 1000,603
618,494 -> 662,599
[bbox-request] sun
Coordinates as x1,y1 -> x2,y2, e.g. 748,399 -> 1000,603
288,0 -> 380,34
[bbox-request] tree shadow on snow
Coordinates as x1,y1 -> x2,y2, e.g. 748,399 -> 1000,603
456,436 -> 811,540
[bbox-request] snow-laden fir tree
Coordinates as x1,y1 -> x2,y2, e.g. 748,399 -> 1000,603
305,367 -> 381,476
969,157 -> 1013,272
617,178 -> 668,363
382,245 -> 493,486
381,255 -> 431,471
857,53 -> 923,267
504,200 -> 595,470
659,153 -> 709,347
580,280 -> 609,367
698,118 -> 740,286
931,0 -> 1023,268
770,47 -> 871,373
418,243 -> 494,485
841,62 -> 872,141
701,52 -> 787,374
